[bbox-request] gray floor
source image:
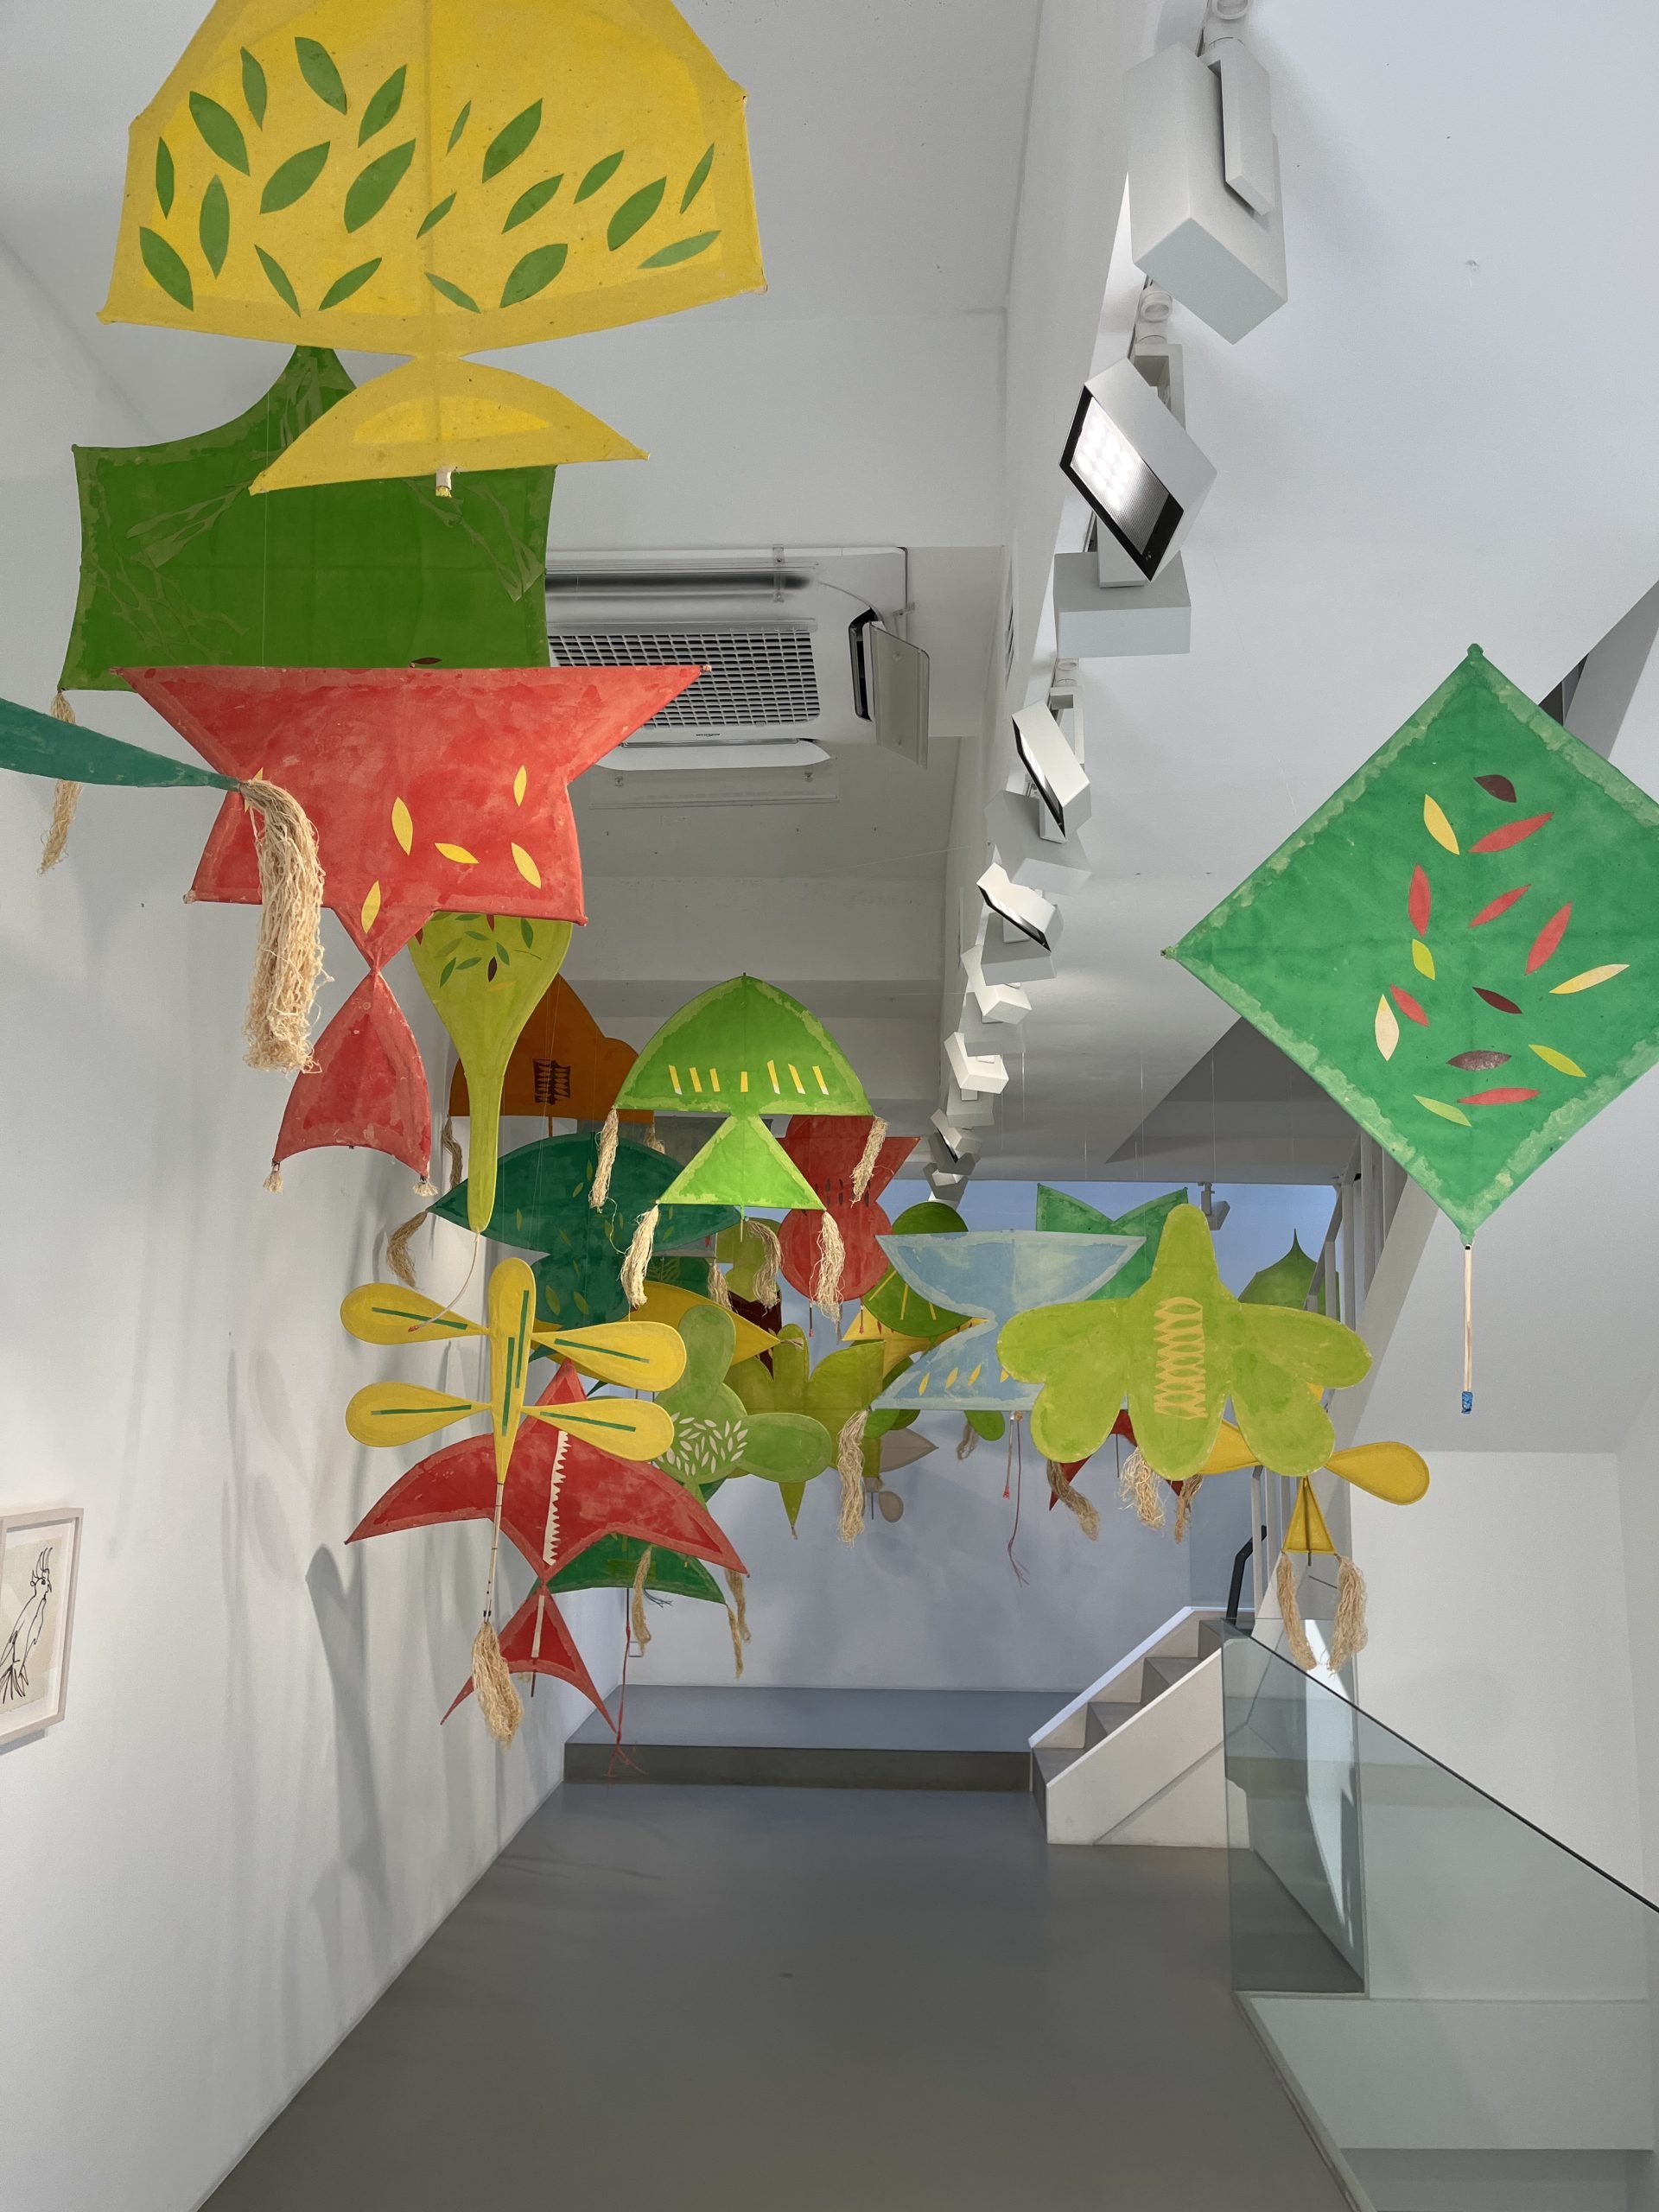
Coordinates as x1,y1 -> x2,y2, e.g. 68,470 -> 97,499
570,1684 -> 1069,1750
205,1785 -> 1348,2211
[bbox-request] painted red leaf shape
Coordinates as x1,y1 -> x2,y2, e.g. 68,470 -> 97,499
1457,1087 -> 1540,1106
1389,987 -> 1430,1027
1469,885 -> 1529,928
1447,1051 -> 1510,1071
1473,987 -> 1522,1014
1524,903 -> 1572,972
1475,773 -> 1517,803
1469,812 -> 1553,854
1408,864 -> 1430,935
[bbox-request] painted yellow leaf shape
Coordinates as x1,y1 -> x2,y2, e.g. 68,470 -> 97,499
1422,796 -> 1459,853
1374,994 -> 1400,1061
1415,1094 -> 1471,1126
1530,1043 -> 1586,1077
359,879 -> 382,934
1411,939 -> 1435,978
435,841 -> 478,865
1550,964 -> 1628,995
391,797 -> 413,853
511,842 -> 542,887
512,766 -> 528,805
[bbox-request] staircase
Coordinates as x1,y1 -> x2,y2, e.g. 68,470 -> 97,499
1030,1608 -> 1230,1847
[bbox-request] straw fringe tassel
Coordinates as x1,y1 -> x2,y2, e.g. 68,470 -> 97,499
238,779 -> 326,1073
1275,1555 -> 1318,1672
1329,1555 -> 1370,1672
956,1415 -> 977,1461
747,1218 -> 782,1307
850,1116 -> 887,1202
643,1119 -> 665,1154
812,1211 -> 846,1319
262,1163 -> 283,1194
1046,1461 -> 1100,1541
725,1604 -> 746,1678
39,692 -> 80,874
629,1547 -> 653,1651
726,1568 -> 751,1645
1173,1474 -> 1202,1544
1119,1447 -> 1166,1530
836,1410 -> 869,1543
620,1205 -> 658,1308
386,1212 -> 423,1289
415,1172 -> 436,1198
470,1619 -> 524,1745
590,1106 -> 620,1211
707,1257 -> 733,1309
441,1115 -> 463,1192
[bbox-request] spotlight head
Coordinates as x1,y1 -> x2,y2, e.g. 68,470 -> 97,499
1059,358 -> 1215,586
929,1110 -> 982,1165
944,1077 -> 997,1128
976,861 -> 1059,952
945,1030 -> 1009,1098
961,942 -> 1032,1027
1012,701 -> 1091,837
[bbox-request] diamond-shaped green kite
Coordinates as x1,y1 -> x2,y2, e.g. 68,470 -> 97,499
1172,647 -> 1659,1241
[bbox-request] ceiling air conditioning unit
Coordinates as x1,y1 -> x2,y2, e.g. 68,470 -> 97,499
546,547 -> 928,805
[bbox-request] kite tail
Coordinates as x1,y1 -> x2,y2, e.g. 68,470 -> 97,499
629,1548 -> 654,1651
1047,1461 -> 1100,1540
747,1218 -> 782,1307
238,777 -> 326,1074
850,1115 -> 887,1201
620,1205 -> 658,1308
836,1410 -> 868,1543
1329,1555 -> 1370,1672
1119,1447 -> 1166,1530
1275,1554 -> 1318,1672
38,692 -> 80,874
590,1106 -> 620,1210
813,1211 -> 846,1319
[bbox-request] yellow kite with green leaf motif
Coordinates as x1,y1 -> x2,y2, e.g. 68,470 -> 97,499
102,0 -> 766,489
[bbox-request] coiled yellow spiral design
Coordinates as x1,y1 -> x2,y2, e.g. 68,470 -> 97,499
1151,1295 -> 1206,1419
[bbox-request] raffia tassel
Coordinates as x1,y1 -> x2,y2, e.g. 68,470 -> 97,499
238,778 -> 326,1072
1173,1474 -> 1203,1544
1275,1555 -> 1318,1673
957,1415 -> 977,1461
39,693 -> 80,874
441,1114 -> 463,1192
643,1120 -> 665,1154
707,1257 -> 733,1309
414,1173 -> 437,1198
1118,1447 -> 1166,1530
726,1567 -> 751,1645
836,1411 -> 869,1543
747,1217 -> 782,1307
1047,1461 -> 1100,1541
850,1116 -> 887,1202
725,1603 -> 746,1679
630,1547 -> 654,1651
386,1211 -> 423,1289
590,1106 -> 620,1211
1328,1555 -> 1370,1672
471,1618 -> 524,1746
262,1163 -> 283,1195
620,1204 -> 658,1308
812,1210 -> 846,1319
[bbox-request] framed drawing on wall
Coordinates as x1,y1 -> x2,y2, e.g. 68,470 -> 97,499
0,1506 -> 82,1748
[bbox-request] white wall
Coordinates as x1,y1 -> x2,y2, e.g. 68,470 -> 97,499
0,238 -> 614,2212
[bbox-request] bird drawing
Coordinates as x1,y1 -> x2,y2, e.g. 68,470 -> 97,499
0,1546 -> 54,1705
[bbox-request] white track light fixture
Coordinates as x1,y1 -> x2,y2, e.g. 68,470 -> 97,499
945,1030 -> 1009,1098
944,1077 -> 998,1129
962,942 -> 1032,1027
976,861 -> 1060,955
1011,700 -> 1091,838
1061,357 -> 1216,588
929,1110 -> 983,1165
1124,34 -> 1287,343
927,1166 -> 969,1201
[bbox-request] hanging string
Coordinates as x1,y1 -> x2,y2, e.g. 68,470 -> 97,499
1002,1421 -> 1013,1500
1461,1240 -> 1474,1414
1006,1418 -> 1029,1584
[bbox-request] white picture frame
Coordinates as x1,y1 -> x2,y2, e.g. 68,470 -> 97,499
0,1505 -> 83,1748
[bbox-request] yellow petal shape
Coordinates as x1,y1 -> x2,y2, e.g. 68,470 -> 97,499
435,842 -> 478,865
531,1319 -> 689,1394
1411,939 -> 1435,978
1529,1043 -> 1586,1077
1327,1440 -> 1430,1504
340,1282 -> 482,1346
1375,994 -> 1401,1060
391,798 -> 413,855
344,1382 -> 481,1448
359,879 -> 382,935
1550,964 -> 1628,995
1422,796 -> 1460,853
523,1397 -> 677,1464
1415,1094 -> 1471,1126
511,842 -> 542,887
513,766 -> 528,806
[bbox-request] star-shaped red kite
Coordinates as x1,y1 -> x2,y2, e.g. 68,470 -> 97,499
124,664 -> 701,964
778,1116 -> 917,1303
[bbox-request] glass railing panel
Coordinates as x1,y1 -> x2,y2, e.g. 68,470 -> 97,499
1223,1630 -> 1658,2210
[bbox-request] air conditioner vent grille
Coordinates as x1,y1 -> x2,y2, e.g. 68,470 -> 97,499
548,626 -> 821,728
